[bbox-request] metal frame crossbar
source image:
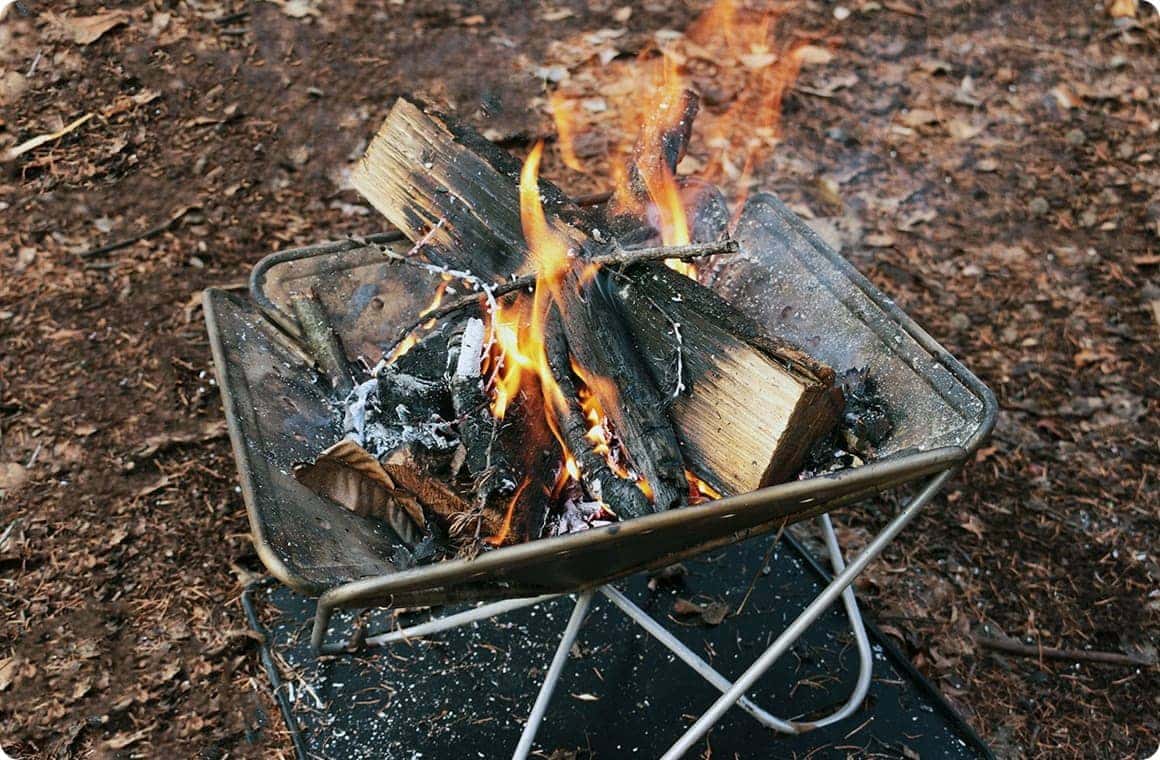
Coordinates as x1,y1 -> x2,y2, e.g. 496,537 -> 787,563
313,469 -> 951,759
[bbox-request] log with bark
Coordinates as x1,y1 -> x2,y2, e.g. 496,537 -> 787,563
352,97 -> 842,503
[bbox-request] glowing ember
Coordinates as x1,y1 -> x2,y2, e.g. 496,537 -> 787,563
686,470 -> 722,504
572,360 -> 644,486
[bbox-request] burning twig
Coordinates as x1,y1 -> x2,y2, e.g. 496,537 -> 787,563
379,238 -> 739,361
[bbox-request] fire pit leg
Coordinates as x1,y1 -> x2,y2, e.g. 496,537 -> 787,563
513,589 -> 596,760
311,594 -> 563,654
598,511 -> 874,735
660,469 -> 954,759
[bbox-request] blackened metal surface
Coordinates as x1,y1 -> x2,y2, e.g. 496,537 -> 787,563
205,289 -> 406,594
247,535 -> 992,759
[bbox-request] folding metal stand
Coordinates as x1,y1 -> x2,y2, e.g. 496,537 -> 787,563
312,469 -> 952,760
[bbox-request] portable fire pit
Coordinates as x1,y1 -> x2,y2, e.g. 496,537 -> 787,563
206,97 -> 995,757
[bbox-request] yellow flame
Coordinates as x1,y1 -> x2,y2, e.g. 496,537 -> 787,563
420,278 -> 451,317
686,469 -> 722,504
486,142 -> 581,485
485,474 -> 534,547
608,55 -> 696,278
549,91 -> 585,173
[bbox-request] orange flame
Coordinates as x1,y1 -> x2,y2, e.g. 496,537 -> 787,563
613,55 -> 697,277
547,0 -> 815,211
485,474 -> 534,547
687,0 -> 808,191
572,359 -> 656,501
486,141 -> 579,482
686,470 -> 722,504
549,91 -> 585,173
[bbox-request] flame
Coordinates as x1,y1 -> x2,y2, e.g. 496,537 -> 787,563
485,141 -> 580,485
485,474 -> 534,547
546,0 -> 815,211
386,333 -> 420,364
606,55 -> 697,278
549,91 -> 585,173
420,277 -> 451,317
686,469 -> 722,504
572,359 -> 657,501
686,0 -> 808,191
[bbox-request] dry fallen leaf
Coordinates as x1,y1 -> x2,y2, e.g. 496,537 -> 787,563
105,729 -> 150,750
739,51 -> 778,70
864,233 -> 896,248
899,108 -> 939,128
45,10 -> 129,45
672,597 -> 731,625
541,7 -> 576,21
0,462 -> 28,495
294,439 -> 425,543
0,657 -> 20,691
959,514 -> 986,540
268,0 -> 320,18
1108,0 -> 1137,17
794,45 -> 834,66
946,119 -> 985,141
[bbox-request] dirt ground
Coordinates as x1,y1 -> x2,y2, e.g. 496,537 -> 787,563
1,0 -> 1157,757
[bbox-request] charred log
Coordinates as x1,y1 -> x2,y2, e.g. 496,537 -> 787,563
554,270 -> 688,511
615,263 -> 841,491
544,308 -> 652,519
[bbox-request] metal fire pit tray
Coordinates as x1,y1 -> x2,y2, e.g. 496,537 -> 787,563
205,192 -> 995,615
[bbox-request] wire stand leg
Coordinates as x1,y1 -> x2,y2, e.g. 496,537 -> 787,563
599,511 -> 873,735
513,589 -> 596,760
661,470 -> 953,759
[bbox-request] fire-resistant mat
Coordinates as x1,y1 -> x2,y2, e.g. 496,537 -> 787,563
243,533 -> 992,759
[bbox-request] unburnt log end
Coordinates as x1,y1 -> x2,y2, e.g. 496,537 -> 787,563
616,263 -> 842,494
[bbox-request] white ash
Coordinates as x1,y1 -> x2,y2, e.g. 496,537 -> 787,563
452,318 -> 486,380
548,498 -> 614,536
340,378 -> 458,460
342,378 -> 379,440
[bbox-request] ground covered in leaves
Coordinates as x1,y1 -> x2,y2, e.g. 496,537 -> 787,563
1,0 -> 1157,757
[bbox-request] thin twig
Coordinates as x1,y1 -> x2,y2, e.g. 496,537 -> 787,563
77,207 -> 195,258
733,520 -> 787,618
974,634 -> 1155,668
377,238 -> 739,360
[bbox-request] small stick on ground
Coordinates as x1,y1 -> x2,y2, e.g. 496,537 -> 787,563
974,634 -> 1156,668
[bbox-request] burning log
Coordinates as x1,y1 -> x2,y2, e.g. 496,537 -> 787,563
544,308 -> 652,518
352,97 -> 840,517
447,317 -> 519,536
553,268 -> 688,511
448,316 -> 557,546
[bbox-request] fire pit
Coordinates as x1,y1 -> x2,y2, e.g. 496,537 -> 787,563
206,98 -> 995,755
